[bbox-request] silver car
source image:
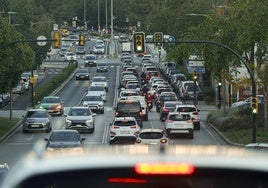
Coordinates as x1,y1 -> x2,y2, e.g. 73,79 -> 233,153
65,106 -> 96,133
22,109 -> 51,133
82,94 -> 104,114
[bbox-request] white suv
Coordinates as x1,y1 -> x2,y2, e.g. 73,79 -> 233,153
174,104 -> 201,130
109,117 -> 141,144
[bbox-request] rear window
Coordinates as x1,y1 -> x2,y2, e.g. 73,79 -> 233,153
176,107 -> 197,112
168,114 -> 190,121
117,102 -> 141,112
139,132 -> 164,139
113,120 -> 136,126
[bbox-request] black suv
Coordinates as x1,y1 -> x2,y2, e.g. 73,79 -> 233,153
115,99 -> 143,127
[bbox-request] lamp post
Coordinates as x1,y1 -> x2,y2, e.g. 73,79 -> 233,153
218,82 -> 222,109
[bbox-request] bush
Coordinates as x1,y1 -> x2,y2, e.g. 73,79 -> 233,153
34,64 -> 76,105
202,86 -> 215,104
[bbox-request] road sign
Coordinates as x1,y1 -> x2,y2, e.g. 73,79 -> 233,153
196,67 -> 205,74
37,36 -> 47,46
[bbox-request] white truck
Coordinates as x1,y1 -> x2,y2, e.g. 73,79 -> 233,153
122,42 -> 131,53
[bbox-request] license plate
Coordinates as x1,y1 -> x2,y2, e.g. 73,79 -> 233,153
31,124 -> 40,128
121,131 -> 130,134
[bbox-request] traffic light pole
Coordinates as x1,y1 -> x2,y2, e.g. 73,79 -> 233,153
147,40 -> 257,143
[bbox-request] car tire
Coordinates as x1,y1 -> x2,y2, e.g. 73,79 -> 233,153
188,130 -> 194,139
194,123 -> 200,130
90,127 -> 95,133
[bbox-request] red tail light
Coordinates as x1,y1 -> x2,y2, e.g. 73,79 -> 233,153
186,120 -> 192,123
130,125 -> 137,128
112,126 -> 120,129
160,139 -> 167,143
192,112 -> 198,115
166,119 -> 173,123
115,112 -> 119,116
136,139 -> 141,143
162,108 -> 169,112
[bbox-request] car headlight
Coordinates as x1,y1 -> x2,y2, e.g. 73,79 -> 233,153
86,118 -> 94,125
66,119 -> 72,125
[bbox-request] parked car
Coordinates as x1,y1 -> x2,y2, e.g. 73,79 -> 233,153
22,108 -> 52,133
135,128 -> 169,145
0,93 -> 10,108
231,95 -> 264,108
12,84 -> 26,95
75,68 -> 90,80
65,106 -> 96,133
38,96 -> 64,116
44,130 -> 85,150
109,116 -> 141,144
165,112 -> 194,139
82,94 -> 104,114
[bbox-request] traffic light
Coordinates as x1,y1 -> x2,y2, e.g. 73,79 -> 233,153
154,32 -> 163,46
53,31 -> 61,48
133,32 -> 145,53
79,34 -> 85,46
251,97 -> 258,114
192,70 -> 198,80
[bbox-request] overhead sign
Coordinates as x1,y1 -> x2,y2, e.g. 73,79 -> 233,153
188,60 -> 205,67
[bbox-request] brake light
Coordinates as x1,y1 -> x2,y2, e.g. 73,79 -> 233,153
139,111 -> 143,116
160,139 -> 167,143
166,119 -> 173,123
135,162 -> 195,175
186,120 -> 192,123
136,139 -> 141,143
115,112 -> 119,116
192,112 -> 198,115
108,178 -> 147,183
112,126 -> 120,129
162,108 -> 169,112
130,125 -> 137,128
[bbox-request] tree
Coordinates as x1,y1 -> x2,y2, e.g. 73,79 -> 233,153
0,17 -> 34,93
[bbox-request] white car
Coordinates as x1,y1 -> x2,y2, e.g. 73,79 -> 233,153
135,128 -> 169,145
91,76 -> 109,92
64,106 -> 96,133
174,104 -> 201,130
93,44 -> 105,54
87,85 -> 107,102
64,52 -> 77,61
164,112 -> 194,139
109,117 -> 141,144
82,94 -> 104,114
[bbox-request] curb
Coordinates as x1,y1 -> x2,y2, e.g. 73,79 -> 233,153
207,120 -> 245,147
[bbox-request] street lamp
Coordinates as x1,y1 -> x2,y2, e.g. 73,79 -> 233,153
218,82 -> 222,109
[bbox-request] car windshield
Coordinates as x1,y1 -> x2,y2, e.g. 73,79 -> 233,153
93,77 -> 106,82
168,114 -> 190,121
84,95 -> 102,101
77,69 -> 87,73
85,56 -> 96,60
113,120 -> 136,126
49,132 -> 80,142
41,97 -> 60,103
26,111 -> 47,118
89,86 -> 105,91
68,108 -> 91,116
139,132 -> 164,139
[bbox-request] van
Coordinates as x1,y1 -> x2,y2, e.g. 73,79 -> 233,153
115,99 -> 143,127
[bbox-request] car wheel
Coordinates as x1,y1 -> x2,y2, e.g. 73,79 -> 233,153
195,123 -> 200,130
188,130 -> 194,139
90,127 -> 95,133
